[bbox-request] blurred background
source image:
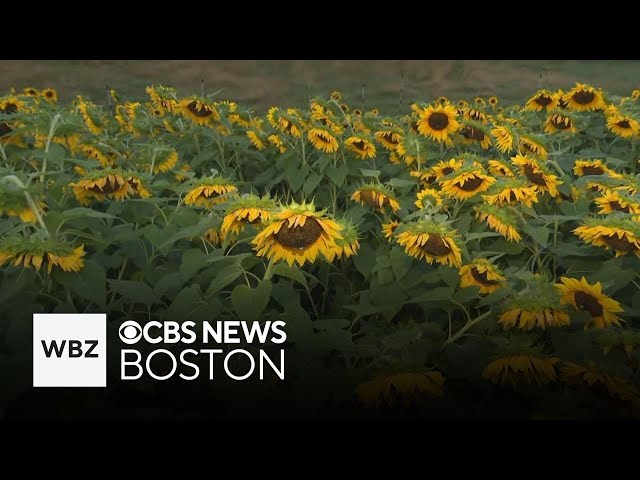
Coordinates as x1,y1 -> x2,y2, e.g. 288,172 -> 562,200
1,60 -> 638,113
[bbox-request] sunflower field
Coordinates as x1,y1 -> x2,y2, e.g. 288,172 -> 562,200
2,83 -> 640,418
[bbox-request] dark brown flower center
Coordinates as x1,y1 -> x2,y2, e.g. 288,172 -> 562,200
581,165 -> 604,176
351,140 -> 367,150
0,122 -> 12,136
427,112 -> 450,131
609,201 -> 630,213
459,176 -> 485,192
88,179 -> 125,195
381,132 -> 399,145
411,121 -> 419,133
274,217 -> 323,250
187,101 -> 213,118
359,189 -> 389,209
420,234 -> 452,257
574,291 -> 603,317
551,116 -> 572,130
314,132 -> 332,144
471,266 -> 499,285
45,91 -> 54,98
572,90 -> 595,105
441,167 -> 454,176
469,110 -> 484,121
602,234 -> 636,252
534,95 -> 553,106
461,127 -> 485,141
616,119 -> 631,129
523,164 -> 547,186
1,103 -> 18,114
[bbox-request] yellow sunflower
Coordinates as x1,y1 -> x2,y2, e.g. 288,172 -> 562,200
482,179 -> 539,208
499,280 -> 570,330
221,195 -> 275,235
416,104 -> 460,143
146,85 -> 177,114
415,188 -> 443,209
524,90 -> 558,112
594,189 -> 640,215
512,154 -> 562,197
474,204 -> 522,242
490,125 -> 515,153
544,113 -> 577,134
70,171 -> 150,205
439,168 -> 496,200
474,97 -> 486,106
487,159 -> 515,178
395,220 -> 462,268
351,184 -> 400,213
489,96 -> 499,107
252,200 -> 342,267
178,97 -> 220,126
382,220 -> 400,243
410,168 -> 438,186
574,219 -> 640,257
150,149 -> 179,174
344,136 -> 376,159
459,122 -> 492,149
356,370 -> 444,406
267,107 -> 302,138
572,159 -> 617,177
307,128 -> 339,153
562,83 -> 606,112
40,88 -> 58,103
459,259 -> 505,294
324,219 -> 360,262
374,129 -> 403,150
518,135 -> 548,159
80,144 -> 115,168
482,355 -> 560,387
606,115 -> 640,139
246,130 -> 267,150
556,277 -> 624,328
432,159 -> 465,181
560,362 -> 640,403
267,134 -> 287,154
76,98 -> 106,135
0,236 -> 85,274
184,178 -> 237,208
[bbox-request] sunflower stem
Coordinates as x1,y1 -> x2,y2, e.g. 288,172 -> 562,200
0,141 -> 6,162
41,113 -> 62,184
444,309 -> 492,346
1,175 -> 49,238
263,257 -> 276,281
149,149 -> 158,176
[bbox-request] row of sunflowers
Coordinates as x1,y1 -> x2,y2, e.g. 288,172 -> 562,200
1,82 -> 640,417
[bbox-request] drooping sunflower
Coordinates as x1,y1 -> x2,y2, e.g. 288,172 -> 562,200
149,149 -> 179,174
184,177 -> 237,208
524,90 -> 558,112
246,130 -> 267,150
79,144 -> 115,168
487,159 -> 515,178
395,219 -> 462,268
459,258 -> 505,294
416,104 -> 460,143
351,183 -> 401,213
544,113 -> 577,134
482,354 -> 560,387
415,188 -> 443,209
490,125 -> 515,153
499,281 -> 570,330
178,97 -> 220,126
606,114 -> 640,139
307,128 -> 339,154
458,121 -> 492,149
594,189 -> 640,215
474,204 -> 522,242
76,97 -> 106,135
374,129 -> 403,151
464,108 -> 488,123
344,136 -> 376,159
573,217 -> 640,258
560,362 -> 640,403
562,83 -> 606,112
573,159 -> 617,178
355,370 -> 444,406
0,182 -> 46,224
518,135 -> 548,159
70,170 -> 151,205
382,220 -> 400,242
252,200 -> 342,267
0,236 -> 85,274
556,276 -> 624,328
267,107 -> 302,138
267,134 -> 287,153
146,85 -> 177,114
439,167 -> 496,200
512,154 -> 562,197
410,168 -> 437,186
483,179 -> 539,208
221,195 -> 275,235
40,88 -> 58,103
324,218 -> 360,262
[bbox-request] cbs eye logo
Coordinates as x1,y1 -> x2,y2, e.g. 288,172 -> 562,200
119,321 -> 142,344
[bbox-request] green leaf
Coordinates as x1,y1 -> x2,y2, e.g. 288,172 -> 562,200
523,224 -> 549,247
303,172 -> 322,196
180,248 -> 208,278
359,169 -> 380,178
353,243 -> 377,277
63,207 -> 117,220
205,264 -> 244,296
272,263 -> 308,289
387,178 -> 416,188
231,280 -> 272,322
164,285 -> 210,321
409,286 -> 455,304
326,163 -> 349,187
108,280 -> 157,306
478,287 -> 512,307
61,261 -> 107,308
389,246 -> 411,281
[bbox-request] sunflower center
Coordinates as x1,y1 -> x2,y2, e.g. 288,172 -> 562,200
441,167 -> 454,176
314,133 -> 332,144
574,291 -> 603,317
187,101 -> 213,118
616,119 -> 631,129
523,164 -> 547,186
572,90 -> 595,105
459,176 -> 484,191
462,127 -> 485,141
551,116 -> 571,129
274,217 -> 323,250
535,95 -> 553,106
0,122 -> 12,136
427,112 -> 450,131
582,165 -> 604,176
359,189 -> 388,209
352,140 -> 367,150
88,180 -> 125,195
609,201 -> 630,213
469,110 -> 484,121
602,234 -> 636,252
45,91 -> 54,98
420,234 -> 452,257
471,266 -> 499,285
381,132 -> 399,145
1,103 -> 18,114
410,121 -> 419,133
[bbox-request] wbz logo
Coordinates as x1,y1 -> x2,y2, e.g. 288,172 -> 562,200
33,314 -> 106,387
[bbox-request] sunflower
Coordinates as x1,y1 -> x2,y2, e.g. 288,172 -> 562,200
246,130 -> 267,150
330,91 -> 342,101
474,97 -> 485,106
178,97 -> 219,126
324,219 -> 360,262
573,159 -> 617,177
474,204 -> 522,242
221,195 -> 275,235
518,135 -> 548,159
267,107 -> 302,138
410,168 -> 437,186
487,159 -> 515,178
76,98 -> 106,135
344,136 -> 376,159
459,259 -> 505,294
307,128 -> 339,154
573,218 -> 640,257
431,159 -> 463,181
150,149 -> 179,174
382,220 -> 400,242
395,220 -> 462,268
374,129 -> 403,150
145,85 -> 177,114
439,168 -> 496,200
184,178 -> 237,208
40,88 -> 58,103
173,164 -> 192,183
483,179 -> 539,208
459,122 -> 492,149
351,183 -> 401,213
416,104 -> 460,143
482,355 -> 560,387
267,134 -> 287,153
415,188 -> 443,209
499,280 -> 570,330
512,154 -> 562,197
202,227 -> 231,247
80,144 -> 115,168
490,125 -> 515,153
0,236 -> 85,274
560,362 -> 640,403
606,114 -> 640,139
22,87 -> 39,97
594,189 -> 640,215
355,370 -> 444,406
489,96 -> 499,107
632,90 -> 640,100
563,83 -> 606,112
524,90 -> 558,111
544,113 -> 577,134
252,200 -> 342,267
457,100 -> 469,108
310,104 -> 343,134
70,171 -> 150,205
556,276 -> 623,328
